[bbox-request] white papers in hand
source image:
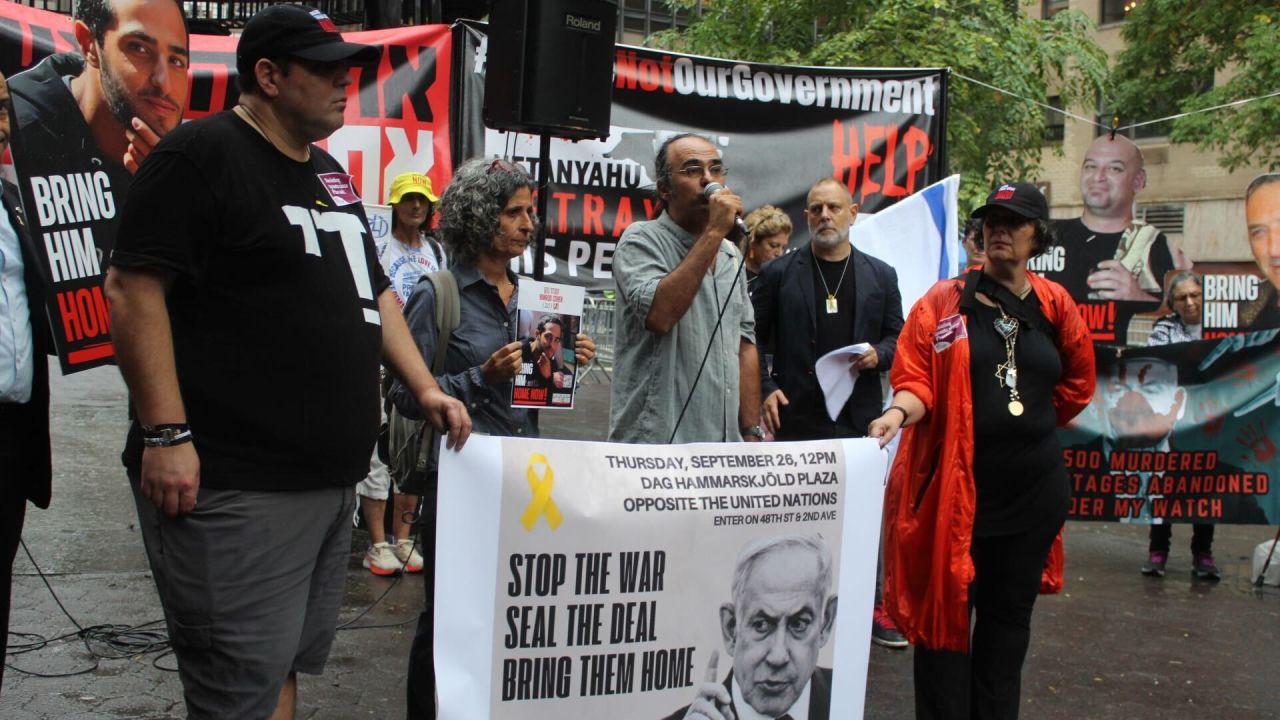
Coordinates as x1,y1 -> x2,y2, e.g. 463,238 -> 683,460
815,343 -> 873,421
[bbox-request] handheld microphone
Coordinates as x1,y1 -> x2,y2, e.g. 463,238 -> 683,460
702,182 -> 750,240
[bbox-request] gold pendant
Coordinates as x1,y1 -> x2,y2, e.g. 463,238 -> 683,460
1008,400 -> 1024,416
826,296 -> 839,314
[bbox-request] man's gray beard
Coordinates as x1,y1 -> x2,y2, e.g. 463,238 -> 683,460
99,52 -> 139,130
811,229 -> 849,253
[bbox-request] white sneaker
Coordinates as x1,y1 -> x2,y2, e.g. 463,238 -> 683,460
363,542 -> 404,576
392,538 -> 424,573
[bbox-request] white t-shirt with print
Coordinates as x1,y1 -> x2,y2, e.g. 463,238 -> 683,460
377,234 -> 446,307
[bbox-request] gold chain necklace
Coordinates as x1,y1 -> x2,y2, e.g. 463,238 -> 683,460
992,303 -> 1024,416
812,247 -> 852,314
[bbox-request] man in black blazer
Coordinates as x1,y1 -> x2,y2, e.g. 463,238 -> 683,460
751,178 -> 905,648
0,69 -> 54,694
752,177 -> 903,442
662,535 -> 837,720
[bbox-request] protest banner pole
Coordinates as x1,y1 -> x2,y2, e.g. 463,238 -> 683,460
534,132 -> 552,281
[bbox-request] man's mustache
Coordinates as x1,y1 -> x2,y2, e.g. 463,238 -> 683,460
137,87 -> 182,114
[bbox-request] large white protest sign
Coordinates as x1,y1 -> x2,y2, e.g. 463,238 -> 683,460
436,436 -> 888,719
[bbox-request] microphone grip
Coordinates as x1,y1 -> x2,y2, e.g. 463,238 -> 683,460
703,182 -> 750,240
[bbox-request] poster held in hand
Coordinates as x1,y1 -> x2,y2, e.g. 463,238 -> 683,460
514,279 -> 586,409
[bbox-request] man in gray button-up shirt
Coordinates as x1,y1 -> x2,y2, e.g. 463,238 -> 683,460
609,133 -> 762,444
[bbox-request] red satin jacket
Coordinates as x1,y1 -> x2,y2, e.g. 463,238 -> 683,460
883,271 -> 1095,652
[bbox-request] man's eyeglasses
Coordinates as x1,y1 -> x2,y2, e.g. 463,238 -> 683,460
674,163 -> 728,180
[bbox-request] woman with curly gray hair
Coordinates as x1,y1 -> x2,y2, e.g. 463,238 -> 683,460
389,157 -> 595,718
437,158 -> 534,266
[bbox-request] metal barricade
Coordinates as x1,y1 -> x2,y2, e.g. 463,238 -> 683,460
579,294 -> 616,383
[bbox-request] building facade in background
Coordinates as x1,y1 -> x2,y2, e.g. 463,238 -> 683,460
1034,0 -> 1267,273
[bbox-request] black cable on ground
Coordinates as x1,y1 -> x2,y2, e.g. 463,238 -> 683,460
7,513 -> 427,678
5,539 -> 172,677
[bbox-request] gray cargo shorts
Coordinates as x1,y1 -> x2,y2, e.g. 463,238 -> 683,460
130,477 -> 356,720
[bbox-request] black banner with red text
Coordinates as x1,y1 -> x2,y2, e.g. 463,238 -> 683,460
454,23 -> 947,289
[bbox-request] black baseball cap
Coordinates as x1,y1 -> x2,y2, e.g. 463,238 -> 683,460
970,182 -> 1049,222
236,4 -> 379,77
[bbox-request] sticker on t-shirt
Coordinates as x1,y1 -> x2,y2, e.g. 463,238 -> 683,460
934,314 -> 967,352
318,172 -> 360,206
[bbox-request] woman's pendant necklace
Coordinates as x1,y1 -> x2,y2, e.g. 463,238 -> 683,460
993,305 -> 1023,416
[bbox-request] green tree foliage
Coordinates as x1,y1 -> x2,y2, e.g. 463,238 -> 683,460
1113,0 -> 1280,171
649,0 -> 1108,208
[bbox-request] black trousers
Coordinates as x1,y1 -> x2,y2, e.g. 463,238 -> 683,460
1,413 -> 30,693
406,478 -> 439,720
1148,523 -> 1214,555
913,519 -> 1063,720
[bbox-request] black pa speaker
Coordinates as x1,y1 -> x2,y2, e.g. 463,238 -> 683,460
484,0 -> 616,140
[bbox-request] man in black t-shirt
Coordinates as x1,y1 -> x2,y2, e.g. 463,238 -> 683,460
103,6 -> 470,719
1031,136 -> 1188,305
751,177 -> 904,647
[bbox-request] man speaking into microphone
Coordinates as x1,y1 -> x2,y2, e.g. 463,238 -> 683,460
610,132 -> 763,444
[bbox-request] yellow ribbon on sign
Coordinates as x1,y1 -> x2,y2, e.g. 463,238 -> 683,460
520,453 -> 563,531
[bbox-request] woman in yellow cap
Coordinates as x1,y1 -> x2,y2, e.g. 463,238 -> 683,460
358,171 -> 448,578
379,171 -> 448,307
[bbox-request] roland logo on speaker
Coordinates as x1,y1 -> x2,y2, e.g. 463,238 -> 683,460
563,12 -> 602,33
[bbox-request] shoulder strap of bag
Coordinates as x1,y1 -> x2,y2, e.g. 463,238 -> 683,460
424,269 -> 460,375
415,269 -> 460,473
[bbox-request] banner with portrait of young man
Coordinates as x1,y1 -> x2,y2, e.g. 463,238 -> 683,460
0,3 -> 453,372
453,23 -> 949,291
1028,139 -> 1280,346
434,435 -> 888,719
1060,332 -> 1280,524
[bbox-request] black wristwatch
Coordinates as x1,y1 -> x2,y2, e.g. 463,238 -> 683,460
141,423 -> 194,448
740,425 -> 766,439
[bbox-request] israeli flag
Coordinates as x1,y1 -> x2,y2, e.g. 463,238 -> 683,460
852,174 -> 961,319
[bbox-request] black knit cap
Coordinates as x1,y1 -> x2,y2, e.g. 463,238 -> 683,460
236,4 -> 379,77
970,182 -> 1049,222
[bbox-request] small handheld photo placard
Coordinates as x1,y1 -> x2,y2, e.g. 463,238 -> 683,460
512,279 -> 586,409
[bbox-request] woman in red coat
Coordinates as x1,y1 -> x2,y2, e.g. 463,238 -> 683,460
868,182 -> 1095,720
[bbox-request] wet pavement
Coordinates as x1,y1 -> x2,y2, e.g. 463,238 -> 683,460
2,362 -> 1278,719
